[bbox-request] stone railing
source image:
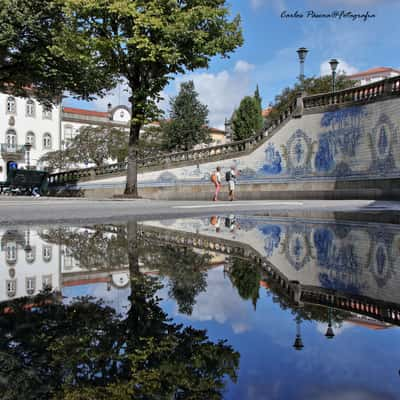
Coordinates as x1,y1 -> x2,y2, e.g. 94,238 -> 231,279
303,75 -> 400,110
48,100 -> 297,186
300,287 -> 400,326
141,225 -> 400,326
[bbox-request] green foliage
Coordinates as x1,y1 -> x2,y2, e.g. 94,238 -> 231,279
39,150 -> 73,172
229,258 -> 261,309
0,275 -> 239,400
0,0 -> 115,103
40,126 -> 128,169
232,94 -> 263,141
162,80 -> 210,151
268,74 -> 357,121
146,244 -> 210,315
60,0 -> 243,194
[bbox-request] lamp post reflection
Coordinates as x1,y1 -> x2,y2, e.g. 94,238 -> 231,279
293,315 -> 304,351
325,307 -> 335,339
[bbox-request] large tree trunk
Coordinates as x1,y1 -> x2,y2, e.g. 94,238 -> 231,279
125,122 -> 141,196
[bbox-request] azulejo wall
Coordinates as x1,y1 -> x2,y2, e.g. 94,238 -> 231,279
143,216 -> 400,305
137,98 -> 400,186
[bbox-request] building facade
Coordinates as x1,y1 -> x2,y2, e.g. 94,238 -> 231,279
0,93 -> 61,181
348,67 -> 400,86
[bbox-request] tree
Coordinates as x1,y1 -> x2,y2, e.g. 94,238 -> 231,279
39,149 -> 74,172
106,128 -> 129,163
67,126 -> 109,167
232,95 -> 263,141
268,74 -> 357,121
60,0 -> 243,196
0,0 -> 114,103
229,258 -> 261,310
162,81 -> 210,151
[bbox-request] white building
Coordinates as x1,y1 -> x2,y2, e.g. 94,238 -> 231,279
0,93 -> 61,181
347,67 -> 400,86
61,104 -> 131,150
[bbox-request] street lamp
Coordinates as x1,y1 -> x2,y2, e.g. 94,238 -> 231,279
24,142 -> 32,170
293,315 -> 304,351
325,307 -> 335,339
297,47 -> 308,82
329,59 -> 339,93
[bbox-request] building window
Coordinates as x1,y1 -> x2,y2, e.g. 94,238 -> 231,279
43,245 -> 52,262
120,110 -> 125,118
6,241 -> 17,265
42,275 -> 52,290
64,125 -> 73,148
26,277 -> 36,295
42,105 -> 52,120
6,97 -> 16,114
6,280 -> 16,298
26,131 -> 36,149
43,133 -> 52,150
26,99 -> 35,117
25,246 -> 36,263
6,129 -> 17,151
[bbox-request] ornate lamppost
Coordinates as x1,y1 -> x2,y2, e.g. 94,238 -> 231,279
24,142 -> 32,170
325,307 -> 335,339
297,47 -> 309,82
329,59 -> 339,93
293,314 -> 304,351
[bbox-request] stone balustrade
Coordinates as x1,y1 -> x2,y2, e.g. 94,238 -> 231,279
49,76 -> 400,186
49,101 -> 296,186
141,225 -> 400,326
303,75 -> 400,110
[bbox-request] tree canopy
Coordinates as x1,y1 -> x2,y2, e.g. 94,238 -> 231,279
268,74 -> 357,121
0,0 -> 114,103
232,89 -> 264,141
61,0 -> 243,195
162,80 -> 210,151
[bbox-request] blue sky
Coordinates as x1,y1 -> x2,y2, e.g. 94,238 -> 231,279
64,0 -> 400,128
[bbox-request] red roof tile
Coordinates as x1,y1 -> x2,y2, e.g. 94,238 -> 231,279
63,107 -> 109,118
262,107 -> 272,117
348,67 -> 400,79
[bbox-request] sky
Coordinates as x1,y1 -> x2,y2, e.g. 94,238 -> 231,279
64,0 -> 400,129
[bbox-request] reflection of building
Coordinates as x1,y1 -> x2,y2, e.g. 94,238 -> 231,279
0,228 -> 61,301
0,227 -> 131,303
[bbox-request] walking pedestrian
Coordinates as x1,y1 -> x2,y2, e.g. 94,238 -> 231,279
211,166 -> 222,201
226,165 -> 237,201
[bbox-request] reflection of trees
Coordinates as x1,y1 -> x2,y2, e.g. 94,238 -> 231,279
0,278 -> 239,399
228,258 -> 261,309
40,225 -> 128,270
42,225 -> 211,317
141,242 -> 210,315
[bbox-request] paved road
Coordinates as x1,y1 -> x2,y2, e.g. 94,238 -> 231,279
0,197 -> 399,226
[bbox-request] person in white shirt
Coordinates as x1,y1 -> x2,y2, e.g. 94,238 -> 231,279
227,166 -> 237,201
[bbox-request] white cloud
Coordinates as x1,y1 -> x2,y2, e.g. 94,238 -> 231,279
234,60 -> 255,73
320,59 -> 358,76
186,267 -> 252,334
250,0 -> 286,11
309,0 -> 396,5
174,63 -> 255,129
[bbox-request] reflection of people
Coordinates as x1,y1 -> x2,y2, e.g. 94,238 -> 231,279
227,166 -> 237,201
225,214 -> 240,235
211,166 -> 222,201
210,215 -> 221,233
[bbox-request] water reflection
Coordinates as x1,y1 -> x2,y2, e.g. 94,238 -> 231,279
0,217 -> 399,399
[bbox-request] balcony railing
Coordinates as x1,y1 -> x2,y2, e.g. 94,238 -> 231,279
0,144 -> 25,154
